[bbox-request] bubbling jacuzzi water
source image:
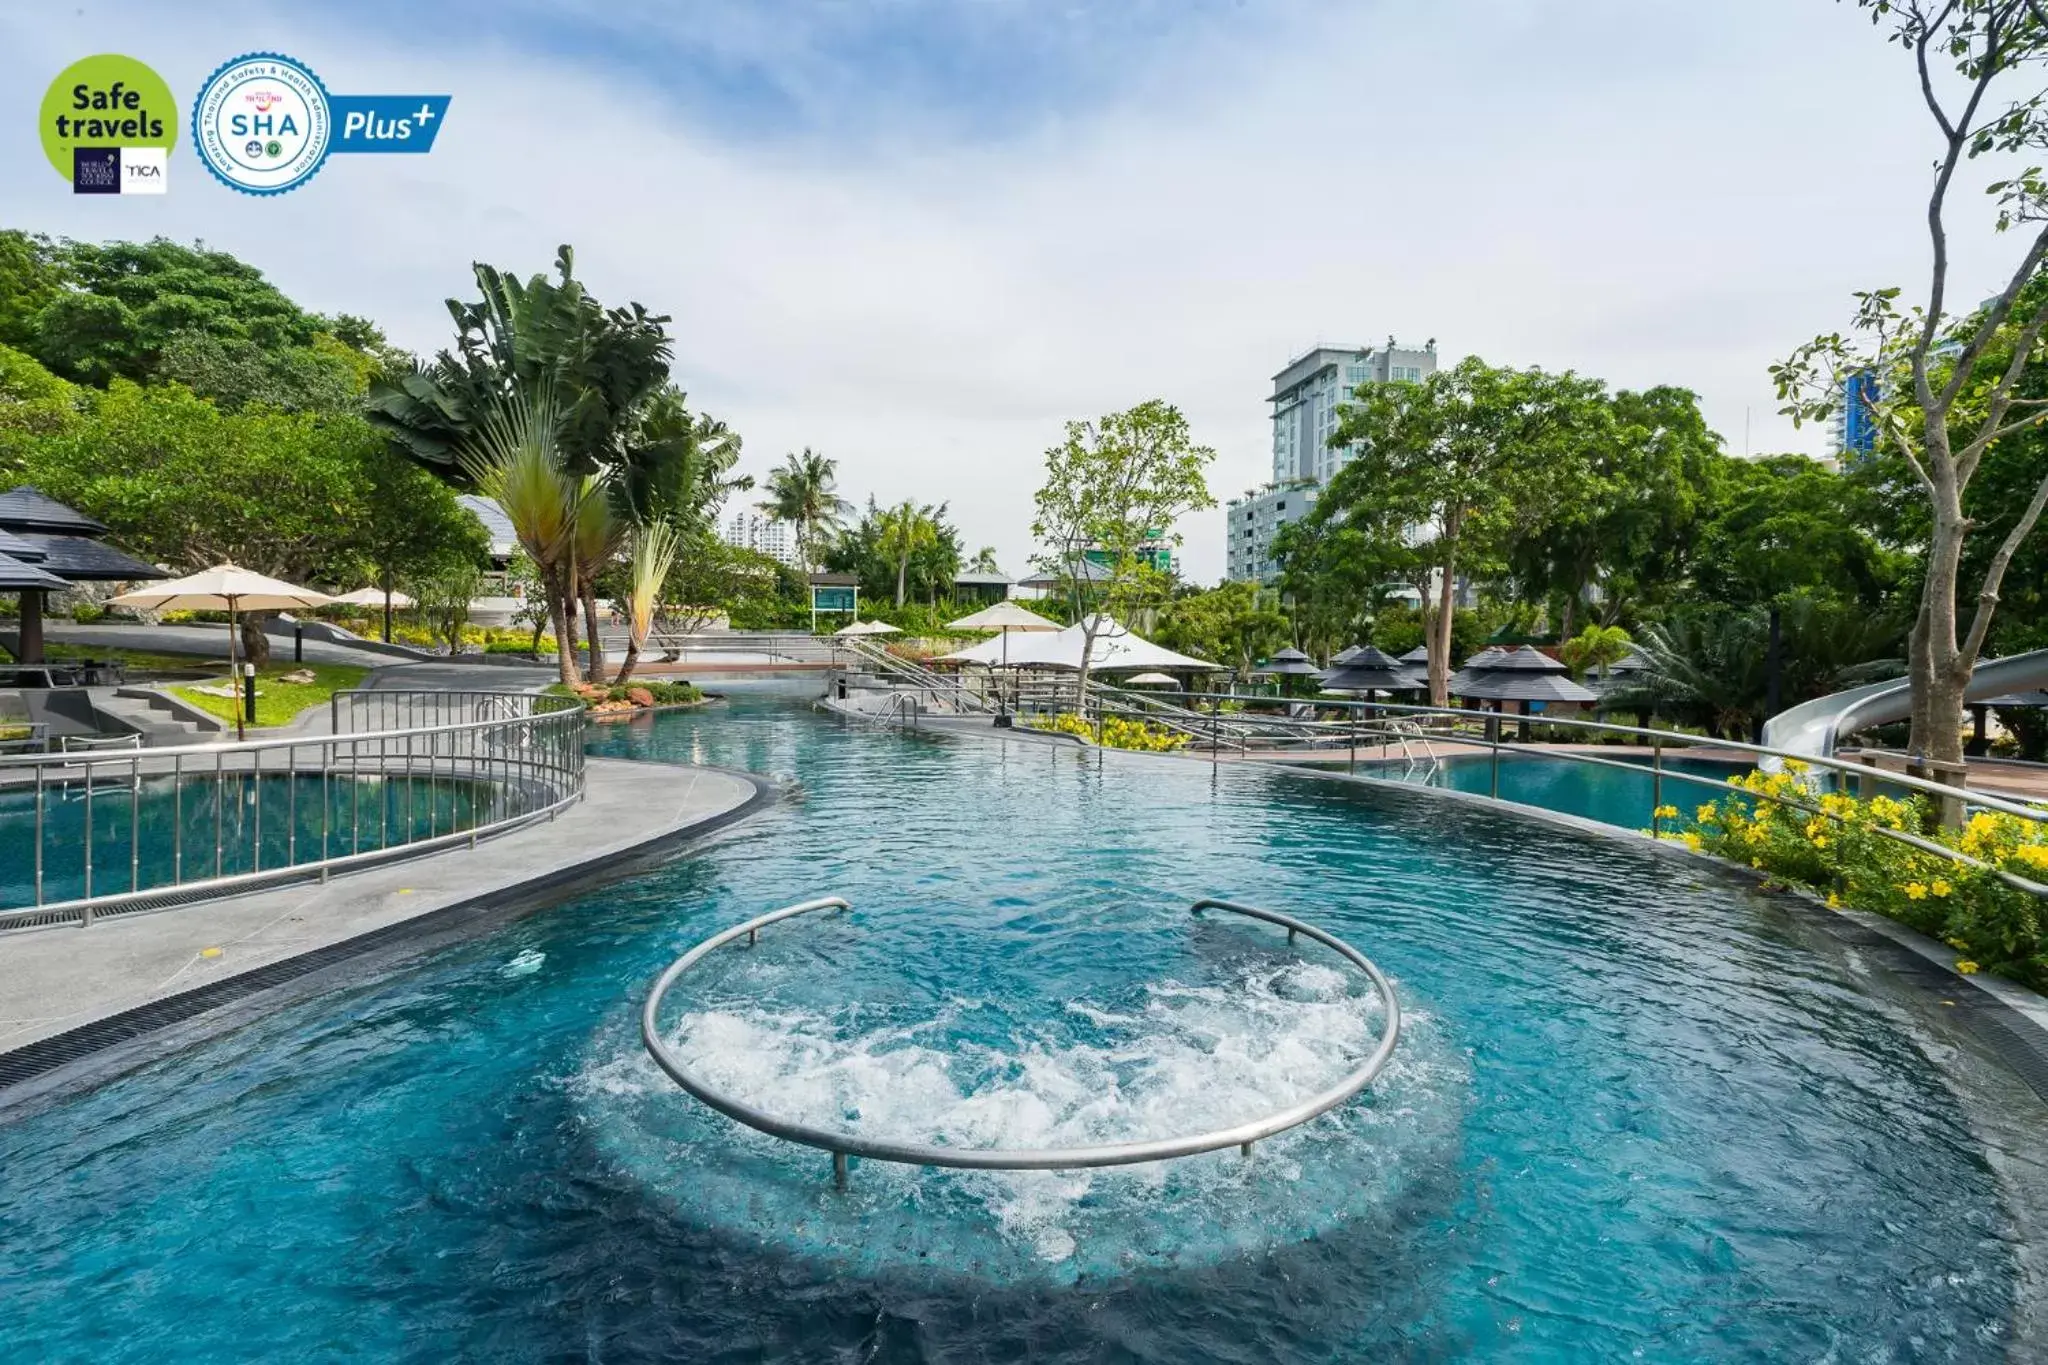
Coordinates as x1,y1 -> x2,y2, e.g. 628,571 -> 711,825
579,914 -> 1465,1280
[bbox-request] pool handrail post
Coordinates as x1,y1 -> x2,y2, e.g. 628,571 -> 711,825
1651,738 -> 1664,836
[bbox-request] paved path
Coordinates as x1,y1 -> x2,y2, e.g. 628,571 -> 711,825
27,621 -> 404,669
0,757 -> 766,1095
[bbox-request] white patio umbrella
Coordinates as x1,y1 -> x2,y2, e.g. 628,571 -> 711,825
1123,672 -> 1182,688
834,620 -> 902,637
946,600 -> 1061,718
109,563 -> 333,739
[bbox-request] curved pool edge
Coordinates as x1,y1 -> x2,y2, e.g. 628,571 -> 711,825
0,759 -> 777,1117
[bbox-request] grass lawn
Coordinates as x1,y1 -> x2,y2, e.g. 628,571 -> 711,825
172,663 -> 369,728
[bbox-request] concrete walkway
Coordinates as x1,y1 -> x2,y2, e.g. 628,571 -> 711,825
0,756 -> 767,1096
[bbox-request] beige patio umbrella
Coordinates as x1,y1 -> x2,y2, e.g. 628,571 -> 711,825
110,564 -> 333,739
834,620 -> 902,637
331,586 -> 417,609
945,600 -> 1061,719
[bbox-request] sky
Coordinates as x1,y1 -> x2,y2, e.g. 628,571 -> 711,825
0,0 -> 2031,582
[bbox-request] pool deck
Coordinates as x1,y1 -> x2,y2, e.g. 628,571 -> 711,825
0,756 -> 769,1103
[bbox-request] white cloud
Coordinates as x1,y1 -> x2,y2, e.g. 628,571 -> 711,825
0,1 -> 2025,582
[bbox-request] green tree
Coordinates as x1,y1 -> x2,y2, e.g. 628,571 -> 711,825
1031,400 -> 1216,695
0,231 -> 64,353
1321,357 -> 1610,704
15,378 -> 470,663
352,443 -> 490,641
968,545 -> 1002,573
1774,0 -> 2048,781
1154,581 -> 1288,684
757,448 -> 850,570
1558,623 -> 1634,680
1505,386 -> 1724,634
875,500 -> 944,607
1689,455 -> 1904,610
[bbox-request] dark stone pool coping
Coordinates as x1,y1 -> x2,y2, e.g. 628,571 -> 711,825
0,763 -> 776,1116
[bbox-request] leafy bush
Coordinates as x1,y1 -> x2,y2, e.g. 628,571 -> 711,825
69,601 -> 106,623
1679,765 -> 2048,989
1031,711 -> 1189,752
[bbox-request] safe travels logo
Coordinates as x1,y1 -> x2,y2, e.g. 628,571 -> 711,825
39,54 -> 177,194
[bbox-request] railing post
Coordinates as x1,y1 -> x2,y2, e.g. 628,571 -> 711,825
1489,738 -> 1500,801
1651,739 -> 1664,837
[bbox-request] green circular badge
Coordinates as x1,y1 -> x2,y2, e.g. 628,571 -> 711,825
39,55 -> 177,180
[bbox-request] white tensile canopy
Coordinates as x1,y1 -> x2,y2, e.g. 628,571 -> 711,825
941,615 -> 1213,673
331,586 -> 417,609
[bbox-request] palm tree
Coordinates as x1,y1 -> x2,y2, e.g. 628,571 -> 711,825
1560,623 -> 1634,680
875,501 -> 941,608
571,478 -> 626,682
1605,602 -> 1903,739
969,545 -> 1001,574
613,517 -> 682,687
758,448 -> 849,570
460,393 -> 593,687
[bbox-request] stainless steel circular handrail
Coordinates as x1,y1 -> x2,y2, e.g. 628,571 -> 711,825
640,895 -> 1402,1187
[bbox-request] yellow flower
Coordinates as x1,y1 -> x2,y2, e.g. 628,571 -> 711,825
1696,803 -> 1717,823
1653,804 -> 1679,821
1825,892 -> 1842,909
1680,832 -> 1703,852
2014,844 -> 2048,873
1903,882 -> 1929,901
1955,960 -> 1981,975
1930,879 -> 1952,898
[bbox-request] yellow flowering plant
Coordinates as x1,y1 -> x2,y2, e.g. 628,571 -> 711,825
1675,770 -> 2048,990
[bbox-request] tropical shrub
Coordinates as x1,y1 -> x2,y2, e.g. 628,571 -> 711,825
1031,711 -> 1189,752
1679,765 -> 2048,989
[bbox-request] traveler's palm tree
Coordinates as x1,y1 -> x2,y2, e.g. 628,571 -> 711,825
459,393 -> 593,686
614,517 -> 682,687
969,546 -> 1001,574
758,448 -> 850,570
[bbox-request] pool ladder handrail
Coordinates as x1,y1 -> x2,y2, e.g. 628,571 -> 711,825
640,895 -> 1402,1189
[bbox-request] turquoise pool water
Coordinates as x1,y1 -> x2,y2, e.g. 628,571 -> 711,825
0,771 -> 487,909
1407,751 -> 1751,830
0,700 -> 2029,1361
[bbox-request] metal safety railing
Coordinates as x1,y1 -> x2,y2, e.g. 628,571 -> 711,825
641,895 -> 1402,1189
0,688 -> 587,933
1043,688 -> 2048,903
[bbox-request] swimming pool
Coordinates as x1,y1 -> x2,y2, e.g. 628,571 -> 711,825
1401,749 -> 1751,830
0,699 -> 2034,1361
0,771 -> 487,911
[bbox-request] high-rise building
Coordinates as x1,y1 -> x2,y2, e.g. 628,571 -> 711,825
1226,339 -> 1439,583
723,511 -> 802,568
1831,369 -> 1879,464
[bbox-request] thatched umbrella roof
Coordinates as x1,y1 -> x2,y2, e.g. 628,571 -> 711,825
1256,647 -> 1323,677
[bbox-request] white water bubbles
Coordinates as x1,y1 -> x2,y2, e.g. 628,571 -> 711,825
578,940 -> 1468,1283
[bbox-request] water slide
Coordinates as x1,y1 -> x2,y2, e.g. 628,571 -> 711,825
1758,647 -> 2048,762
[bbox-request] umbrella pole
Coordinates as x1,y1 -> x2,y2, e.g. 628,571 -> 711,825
228,599 -> 244,742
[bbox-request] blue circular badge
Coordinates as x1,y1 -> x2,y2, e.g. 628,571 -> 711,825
191,52 -> 332,195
